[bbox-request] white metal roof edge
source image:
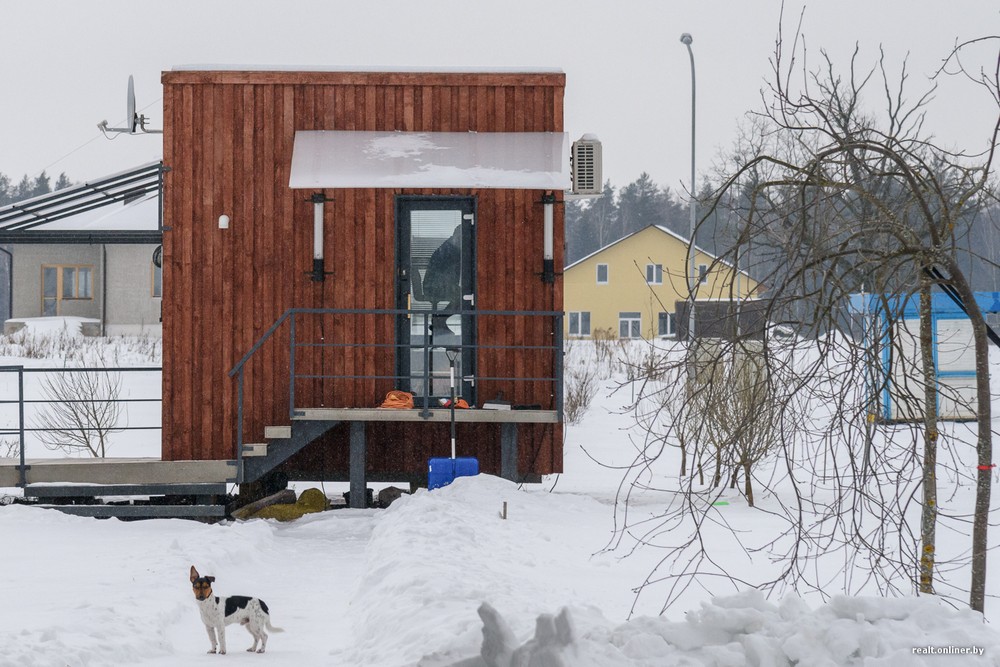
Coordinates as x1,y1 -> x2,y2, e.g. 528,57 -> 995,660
563,224 -> 740,273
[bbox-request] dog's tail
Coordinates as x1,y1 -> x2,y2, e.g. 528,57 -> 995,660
267,619 -> 285,633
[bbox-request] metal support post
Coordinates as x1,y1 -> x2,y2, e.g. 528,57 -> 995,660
349,421 -> 367,508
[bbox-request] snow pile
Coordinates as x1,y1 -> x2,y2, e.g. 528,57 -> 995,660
1,474 -> 999,666
422,592 -> 1000,666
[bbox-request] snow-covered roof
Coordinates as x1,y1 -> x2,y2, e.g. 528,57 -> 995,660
289,131 -> 570,190
172,65 -> 564,74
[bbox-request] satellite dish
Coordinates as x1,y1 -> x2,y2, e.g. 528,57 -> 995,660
97,75 -> 162,137
152,245 -> 162,268
127,75 -> 137,133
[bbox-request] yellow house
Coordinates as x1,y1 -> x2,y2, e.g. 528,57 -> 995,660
563,225 -> 759,339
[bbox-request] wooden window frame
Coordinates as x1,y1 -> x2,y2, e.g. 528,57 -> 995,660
41,264 -> 94,315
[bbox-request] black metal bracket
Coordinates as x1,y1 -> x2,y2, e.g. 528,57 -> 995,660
307,258 -> 335,282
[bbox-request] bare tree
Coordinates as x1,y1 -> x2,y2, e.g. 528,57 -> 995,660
35,370 -> 124,458
611,18 -> 1000,615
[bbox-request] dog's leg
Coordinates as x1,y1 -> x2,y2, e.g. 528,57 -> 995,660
205,625 -> 218,654
244,619 -> 265,653
245,623 -> 259,653
218,625 -> 227,655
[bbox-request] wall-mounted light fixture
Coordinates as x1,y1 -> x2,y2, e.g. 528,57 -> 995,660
218,214 -> 230,229
309,193 -> 334,282
541,192 -> 555,284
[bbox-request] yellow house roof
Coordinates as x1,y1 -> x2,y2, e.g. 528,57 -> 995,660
564,225 -> 759,339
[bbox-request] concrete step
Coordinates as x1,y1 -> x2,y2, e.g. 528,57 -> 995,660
264,425 -> 292,439
243,443 -> 268,457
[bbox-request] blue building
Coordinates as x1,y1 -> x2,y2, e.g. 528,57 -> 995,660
849,292 -> 1000,421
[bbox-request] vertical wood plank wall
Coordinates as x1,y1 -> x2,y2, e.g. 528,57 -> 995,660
161,71 -> 565,476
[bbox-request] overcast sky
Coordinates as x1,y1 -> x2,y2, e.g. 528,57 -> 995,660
1,1 -> 997,195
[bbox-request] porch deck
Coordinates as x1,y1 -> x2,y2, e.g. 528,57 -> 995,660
0,457 -> 236,488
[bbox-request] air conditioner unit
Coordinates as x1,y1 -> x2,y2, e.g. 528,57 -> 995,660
571,135 -> 602,196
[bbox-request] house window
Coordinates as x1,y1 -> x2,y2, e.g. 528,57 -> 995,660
568,311 -> 591,336
596,264 -> 608,284
152,261 -> 162,298
42,265 -> 93,316
619,312 -> 641,339
646,263 -> 663,285
698,264 -> 708,284
658,312 -> 675,337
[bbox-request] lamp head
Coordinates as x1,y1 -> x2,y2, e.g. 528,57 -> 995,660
680,33 -> 693,45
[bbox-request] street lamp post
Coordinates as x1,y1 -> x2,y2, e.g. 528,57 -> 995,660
680,32 -> 696,344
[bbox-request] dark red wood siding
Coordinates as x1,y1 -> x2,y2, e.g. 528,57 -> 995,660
161,70 -> 564,476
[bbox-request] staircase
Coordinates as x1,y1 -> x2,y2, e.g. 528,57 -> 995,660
239,419 -> 339,484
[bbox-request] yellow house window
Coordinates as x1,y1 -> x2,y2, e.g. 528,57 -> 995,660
698,264 -> 708,283
646,263 -> 663,285
596,264 -> 608,284
619,312 -> 641,339
569,311 -> 591,336
658,312 -> 675,337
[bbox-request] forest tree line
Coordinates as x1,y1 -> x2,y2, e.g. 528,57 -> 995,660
566,172 -> 1000,292
0,171 -> 72,206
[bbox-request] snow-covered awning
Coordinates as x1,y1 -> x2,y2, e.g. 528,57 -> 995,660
289,131 -> 570,190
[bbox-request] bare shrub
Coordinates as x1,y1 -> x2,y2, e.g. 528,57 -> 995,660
0,438 -> 18,458
34,370 -> 124,458
564,362 -> 600,425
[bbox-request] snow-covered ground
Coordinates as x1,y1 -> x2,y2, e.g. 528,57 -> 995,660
2,320 -> 1000,666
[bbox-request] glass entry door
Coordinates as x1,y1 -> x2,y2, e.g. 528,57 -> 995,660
396,197 -> 476,403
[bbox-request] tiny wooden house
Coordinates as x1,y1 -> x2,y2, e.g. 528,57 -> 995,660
160,69 -> 567,488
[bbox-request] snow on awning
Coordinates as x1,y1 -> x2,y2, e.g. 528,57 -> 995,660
289,131 -> 570,190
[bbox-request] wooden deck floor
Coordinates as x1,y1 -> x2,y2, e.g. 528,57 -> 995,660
0,457 -> 236,488
294,408 -> 559,423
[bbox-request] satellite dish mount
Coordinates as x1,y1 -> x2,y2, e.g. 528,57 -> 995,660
98,75 -> 162,137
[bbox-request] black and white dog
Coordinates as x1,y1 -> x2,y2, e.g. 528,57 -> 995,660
189,565 -> 284,654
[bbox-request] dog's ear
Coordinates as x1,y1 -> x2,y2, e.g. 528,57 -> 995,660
206,576 -> 216,583
190,566 -> 199,582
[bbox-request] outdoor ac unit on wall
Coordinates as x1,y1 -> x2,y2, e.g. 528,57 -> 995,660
571,135 -> 602,196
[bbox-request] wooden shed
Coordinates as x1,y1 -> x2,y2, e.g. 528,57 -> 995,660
160,69 -> 567,494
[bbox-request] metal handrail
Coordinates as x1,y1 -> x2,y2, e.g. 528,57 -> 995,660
0,365 -> 163,487
227,307 -> 564,483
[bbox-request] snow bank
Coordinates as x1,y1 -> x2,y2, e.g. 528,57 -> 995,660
332,474 -> 1000,666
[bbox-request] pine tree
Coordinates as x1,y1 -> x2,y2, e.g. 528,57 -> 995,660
30,171 -> 51,198
54,172 -> 73,191
617,172 -> 668,237
0,173 -> 11,206
11,175 -> 32,201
